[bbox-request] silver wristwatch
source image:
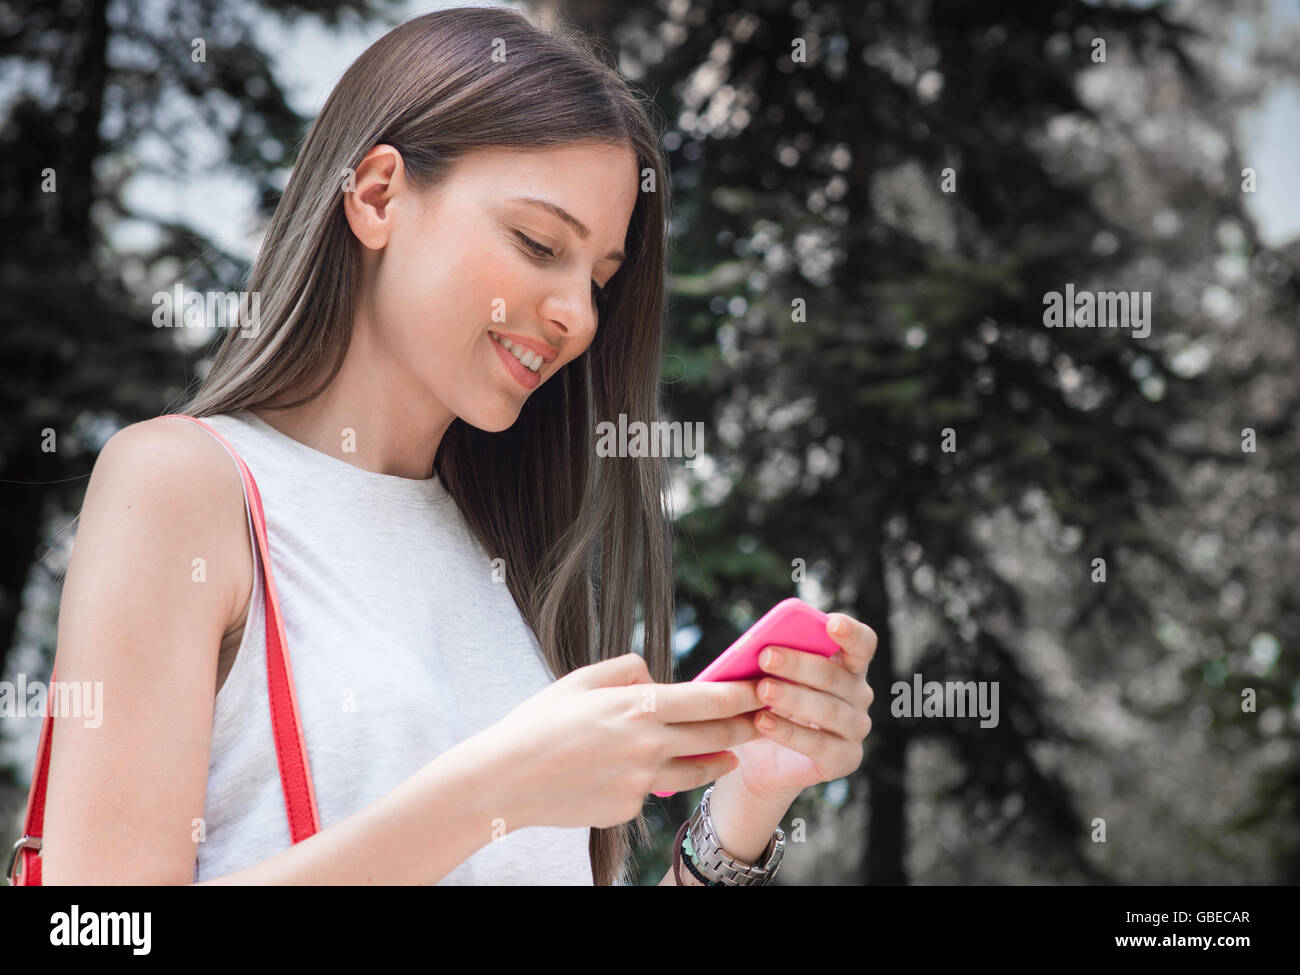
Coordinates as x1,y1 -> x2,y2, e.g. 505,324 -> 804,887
683,785 -> 785,885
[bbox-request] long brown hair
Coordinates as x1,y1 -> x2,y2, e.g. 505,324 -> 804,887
179,6 -> 675,885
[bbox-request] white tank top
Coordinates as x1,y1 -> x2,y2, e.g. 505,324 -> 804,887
188,410 -> 593,884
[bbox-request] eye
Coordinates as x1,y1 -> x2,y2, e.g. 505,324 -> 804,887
516,231 -> 609,311
515,231 -> 554,259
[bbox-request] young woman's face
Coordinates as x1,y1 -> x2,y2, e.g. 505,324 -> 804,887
351,142 -> 641,433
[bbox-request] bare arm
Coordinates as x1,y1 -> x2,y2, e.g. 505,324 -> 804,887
196,730 -> 517,885
40,418 -> 523,885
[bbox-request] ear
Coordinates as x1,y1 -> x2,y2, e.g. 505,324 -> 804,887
342,144 -> 405,251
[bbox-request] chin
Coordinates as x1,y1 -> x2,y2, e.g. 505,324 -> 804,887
465,403 -> 523,434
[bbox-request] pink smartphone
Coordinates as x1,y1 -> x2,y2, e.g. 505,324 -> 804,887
652,597 -> 842,797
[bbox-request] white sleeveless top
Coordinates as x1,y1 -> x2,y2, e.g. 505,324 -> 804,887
188,410 -> 593,884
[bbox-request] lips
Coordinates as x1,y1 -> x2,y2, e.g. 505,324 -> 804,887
487,330 -> 558,364
490,331 -> 541,390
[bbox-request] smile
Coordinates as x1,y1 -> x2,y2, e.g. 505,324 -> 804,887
489,331 -> 542,389
489,330 -> 545,371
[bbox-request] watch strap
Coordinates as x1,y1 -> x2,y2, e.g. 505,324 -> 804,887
674,786 -> 785,886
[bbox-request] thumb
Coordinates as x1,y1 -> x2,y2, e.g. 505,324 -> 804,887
567,651 -> 653,689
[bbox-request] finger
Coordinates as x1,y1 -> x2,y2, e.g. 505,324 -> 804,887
826,613 -> 877,676
642,678 -> 764,724
661,712 -> 762,757
756,678 -> 866,742
759,644 -> 861,704
653,750 -> 740,797
754,709 -> 869,773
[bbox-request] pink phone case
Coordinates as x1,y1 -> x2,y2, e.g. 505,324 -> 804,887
652,597 -> 842,798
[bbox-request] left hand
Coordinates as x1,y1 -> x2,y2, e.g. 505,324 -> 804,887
729,612 -> 877,805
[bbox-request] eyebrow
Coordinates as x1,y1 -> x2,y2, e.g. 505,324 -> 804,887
509,196 -> 626,264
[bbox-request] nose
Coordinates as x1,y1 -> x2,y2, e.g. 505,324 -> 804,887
541,277 -> 600,342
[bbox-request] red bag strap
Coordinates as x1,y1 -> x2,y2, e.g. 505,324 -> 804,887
6,413 -> 321,885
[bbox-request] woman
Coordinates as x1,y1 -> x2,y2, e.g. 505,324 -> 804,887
33,6 -> 875,886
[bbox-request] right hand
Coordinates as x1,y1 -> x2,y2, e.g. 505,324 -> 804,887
480,652 -> 764,830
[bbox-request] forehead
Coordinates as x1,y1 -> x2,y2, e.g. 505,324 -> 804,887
455,144 -> 640,222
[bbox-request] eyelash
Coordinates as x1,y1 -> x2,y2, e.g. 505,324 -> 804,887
516,232 -> 610,307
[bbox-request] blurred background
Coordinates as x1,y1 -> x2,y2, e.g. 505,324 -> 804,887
1,0 -> 1297,885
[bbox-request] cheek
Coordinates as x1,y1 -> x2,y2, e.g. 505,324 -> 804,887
372,241 -> 442,338
372,251 -> 467,354
463,256 -> 518,327
373,230 -> 527,371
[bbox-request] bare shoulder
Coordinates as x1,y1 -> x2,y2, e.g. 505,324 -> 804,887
41,415 -> 254,882
82,415 -> 252,631
97,414 -> 239,480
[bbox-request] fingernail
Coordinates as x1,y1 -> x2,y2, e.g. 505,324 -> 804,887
832,615 -> 849,637
760,678 -> 782,700
757,713 -> 776,730
762,648 -> 781,668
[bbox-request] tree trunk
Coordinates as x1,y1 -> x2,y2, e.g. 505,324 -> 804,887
859,528 -> 905,885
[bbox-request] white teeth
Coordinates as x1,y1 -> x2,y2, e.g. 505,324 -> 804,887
491,332 -> 543,372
